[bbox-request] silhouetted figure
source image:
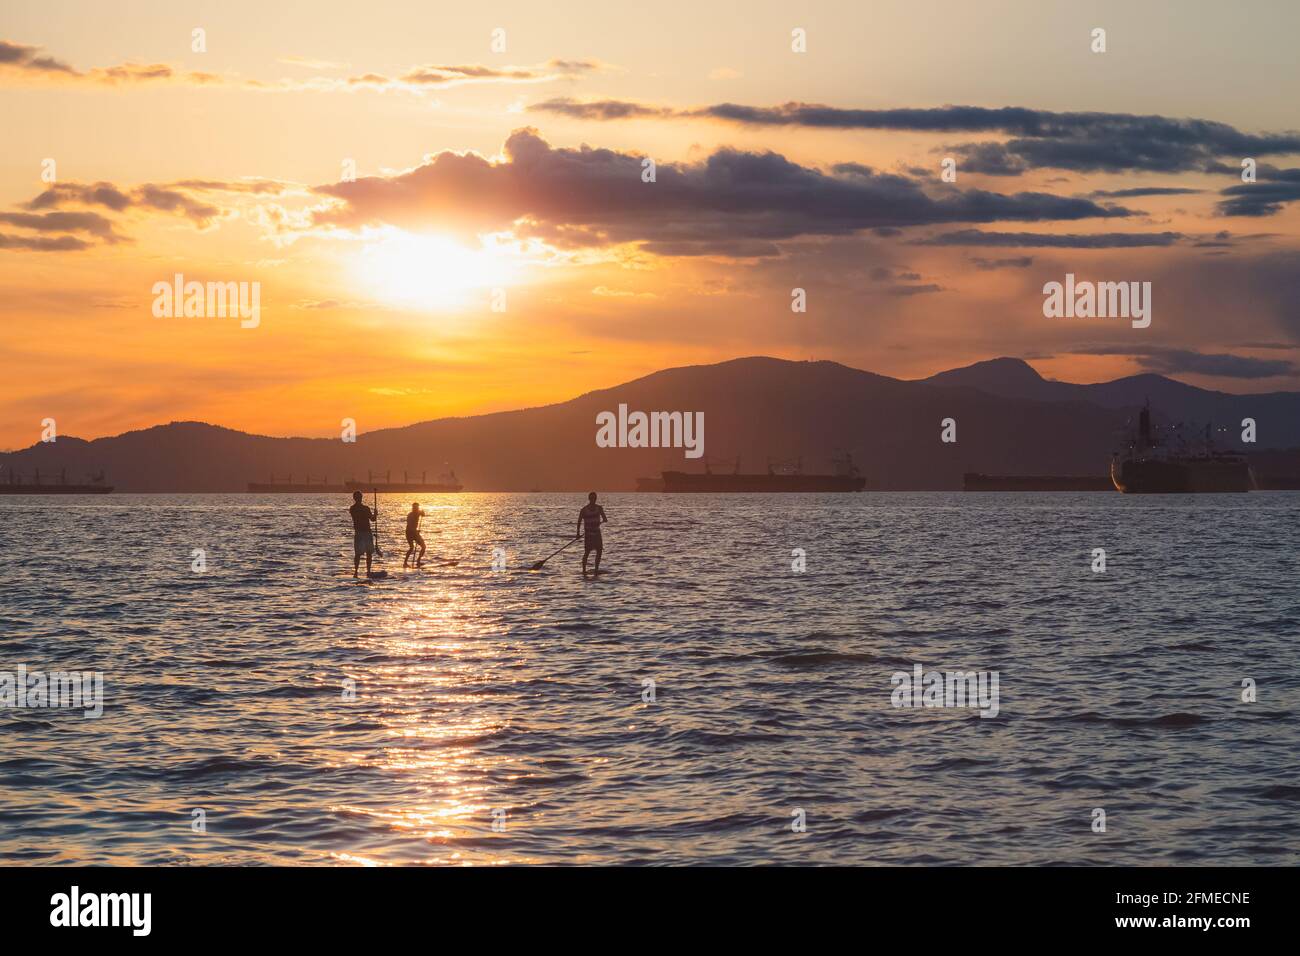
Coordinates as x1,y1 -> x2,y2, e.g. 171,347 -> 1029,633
576,492 -> 608,575
349,491 -> 377,578
404,502 -> 427,568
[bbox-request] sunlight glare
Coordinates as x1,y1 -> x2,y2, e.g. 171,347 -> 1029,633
356,230 -> 517,310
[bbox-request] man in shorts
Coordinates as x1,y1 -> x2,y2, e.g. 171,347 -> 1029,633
575,491 -> 608,576
349,491 -> 377,578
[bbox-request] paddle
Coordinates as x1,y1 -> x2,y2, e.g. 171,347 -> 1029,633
530,535 -> 581,571
372,489 -> 383,558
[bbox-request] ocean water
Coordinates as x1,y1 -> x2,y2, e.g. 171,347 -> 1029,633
1,492 -> 1297,866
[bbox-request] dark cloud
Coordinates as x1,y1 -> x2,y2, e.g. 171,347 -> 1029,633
24,182 -> 132,212
22,181 -> 222,227
530,99 -> 1300,174
132,185 -> 222,226
311,128 -> 1133,257
1216,181 -> 1300,217
970,255 -> 1034,270
912,229 -> 1182,248
529,98 -> 674,120
1,179 -> 238,251
0,232 -> 91,251
0,210 -> 126,243
1090,187 -> 1203,198
0,39 -> 77,74
947,143 -> 1028,176
1071,345 -> 1295,379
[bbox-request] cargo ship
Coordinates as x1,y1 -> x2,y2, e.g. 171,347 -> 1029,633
248,469 -> 463,493
660,453 -> 867,493
964,473 -> 1113,492
247,474 -> 347,493
1111,404 -> 1253,493
0,468 -> 113,494
344,470 -> 463,494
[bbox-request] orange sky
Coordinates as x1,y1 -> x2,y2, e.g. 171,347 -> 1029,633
2,0 -> 1299,449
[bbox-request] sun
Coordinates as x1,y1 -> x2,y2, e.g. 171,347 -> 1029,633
355,229 -> 517,310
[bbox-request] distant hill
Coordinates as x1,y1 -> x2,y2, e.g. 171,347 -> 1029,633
3,355 -> 1298,491
921,357 -> 1300,445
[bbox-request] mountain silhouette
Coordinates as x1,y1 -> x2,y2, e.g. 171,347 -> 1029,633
3,355 -> 1298,491
921,357 -> 1300,436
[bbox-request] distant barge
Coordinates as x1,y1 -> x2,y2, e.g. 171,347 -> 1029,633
660,454 -> 866,493
963,473 -> 1113,492
0,469 -> 113,494
247,470 -> 462,493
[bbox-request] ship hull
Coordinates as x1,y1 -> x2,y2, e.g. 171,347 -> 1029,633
1111,457 -> 1253,493
660,471 -> 865,492
0,485 -> 113,494
344,481 -> 462,494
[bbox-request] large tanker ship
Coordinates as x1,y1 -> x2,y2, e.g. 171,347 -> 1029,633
1111,404 -> 1253,493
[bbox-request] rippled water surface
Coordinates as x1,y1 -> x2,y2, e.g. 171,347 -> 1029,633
2,492 -> 1298,865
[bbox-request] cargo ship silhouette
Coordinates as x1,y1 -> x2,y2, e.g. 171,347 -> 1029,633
659,453 -> 867,492
1111,403 -> 1253,493
0,468 -> 113,494
248,469 -> 462,493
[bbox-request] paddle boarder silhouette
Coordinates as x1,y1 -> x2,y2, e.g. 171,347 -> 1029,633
349,490 -> 377,578
576,492 -> 608,576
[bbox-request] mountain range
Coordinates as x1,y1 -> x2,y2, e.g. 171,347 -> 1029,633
4,356 -> 1300,492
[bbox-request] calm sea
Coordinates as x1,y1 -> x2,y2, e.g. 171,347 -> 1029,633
2,492 -> 1297,865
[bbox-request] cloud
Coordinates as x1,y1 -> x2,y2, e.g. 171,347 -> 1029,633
911,229 -> 1183,248
0,232 -> 91,251
529,99 -> 1300,174
0,41 -> 222,87
1070,345 -> 1295,379
0,39 -> 76,74
1089,187 -> 1204,198
1216,180 -> 1300,217
0,210 -> 126,243
970,255 -> 1034,270
946,142 -> 1028,176
309,128 -> 1133,257
23,181 -> 226,227
0,178 -> 267,251
0,38 -> 601,93
343,59 -> 602,92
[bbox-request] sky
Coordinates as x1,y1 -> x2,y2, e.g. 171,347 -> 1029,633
2,0 -> 1299,448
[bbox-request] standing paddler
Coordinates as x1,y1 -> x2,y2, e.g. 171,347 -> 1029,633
576,492 -> 608,576
349,490 -> 378,578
